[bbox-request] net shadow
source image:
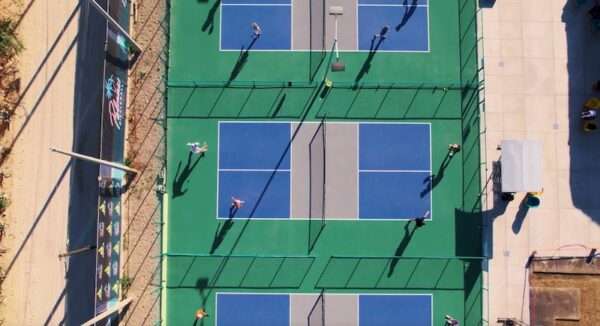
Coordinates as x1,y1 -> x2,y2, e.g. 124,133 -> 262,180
308,117 -> 326,253
315,256 -> 485,290
307,290 -> 325,326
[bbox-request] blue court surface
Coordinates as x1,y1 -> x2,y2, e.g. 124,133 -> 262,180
220,0 -> 429,51
358,0 -> 429,51
358,123 -> 431,219
221,0 -> 291,50
217,121 -> 431,220
216,293 -> 432,326
218,122 -> 291,219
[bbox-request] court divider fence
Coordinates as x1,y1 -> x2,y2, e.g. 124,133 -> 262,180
159,1 -> 172,325
166,81 -> 478,120
457,0 -> 490,324
316,255 -> 489,326
163,253 -> 316,289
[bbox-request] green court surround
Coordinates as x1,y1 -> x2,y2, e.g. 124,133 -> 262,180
164,0 -> 484,325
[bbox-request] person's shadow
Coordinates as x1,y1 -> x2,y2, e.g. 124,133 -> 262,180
396,0 -> 418,31
421,151 -> 453,197
512,197 -> 530,234
354,27 -> 388,86
173,152 -> 203,198
209,218 -> 234,254
388,222 -> 417,277
201,0 -> 221,34
192,278 -> 210,325
228,36 -> 259,83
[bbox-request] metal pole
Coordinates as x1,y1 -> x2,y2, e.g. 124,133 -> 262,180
50,147 -> 139,175
81,297 -> 134,326
58,245 -> 97,258
86,0 -> 143,53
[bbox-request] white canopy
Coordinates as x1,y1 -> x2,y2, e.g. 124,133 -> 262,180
500,140 -> 543,193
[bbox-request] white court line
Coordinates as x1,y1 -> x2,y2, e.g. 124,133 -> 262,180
216,217 -> 425,221
216,122 -> 222,220
357,4 -> 429,7
425,0 -> 431,53
290,0 -> 294,49
219,168 -> 291,172
221,3 -> 292,6
428,123 -> 432,219
214,292 -> 433,326
217,121 -> 433,221
219,0 -> 430,53
359,169 -> 431,173
218,2 -> 292,52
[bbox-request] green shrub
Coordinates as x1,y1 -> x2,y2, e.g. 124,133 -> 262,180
0,18 -> 22,60
119,275 -> 133,294
0,194 -> 9,211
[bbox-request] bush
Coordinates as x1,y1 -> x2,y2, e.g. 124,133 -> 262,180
119,275 -> 133,294
0,18 -> 22,60
0,194 -> 8,212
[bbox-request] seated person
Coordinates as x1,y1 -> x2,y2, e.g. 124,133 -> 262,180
581,109 -> 598,120
584,97 -> 600,109
584,121 -> 598,132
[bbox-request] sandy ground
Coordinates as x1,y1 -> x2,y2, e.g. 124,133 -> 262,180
0,0 -> 166,324
0,0 -> 80,324
120,0 -> 166,324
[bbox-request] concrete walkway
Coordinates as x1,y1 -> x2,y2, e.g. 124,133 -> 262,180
481,0 -> 600,323
0,1 -> 79,324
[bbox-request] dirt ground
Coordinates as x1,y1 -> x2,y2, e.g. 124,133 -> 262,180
120,0 -> 167,324
530,258 -> 600,326
0,0 -> 79,324
0,0 -> 21,219
0,0 -> 166,323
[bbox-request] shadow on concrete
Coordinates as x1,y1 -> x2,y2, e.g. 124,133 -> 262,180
42,288 -> 66,326
0,161 -> 72,283
12,0 -> 38,32
0,34 -> 79,168
563,1 -> 600,225
511,199 -> 530,234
